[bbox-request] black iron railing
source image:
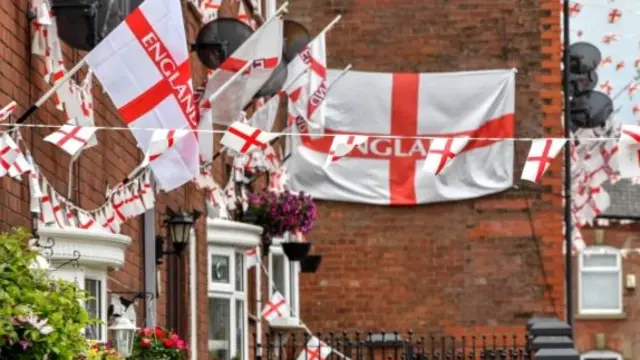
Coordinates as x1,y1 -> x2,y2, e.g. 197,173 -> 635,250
252,331 -> 533,360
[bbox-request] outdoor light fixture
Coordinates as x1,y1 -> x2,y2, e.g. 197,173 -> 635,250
155,208 -> 202,265
108,316 -> 137,357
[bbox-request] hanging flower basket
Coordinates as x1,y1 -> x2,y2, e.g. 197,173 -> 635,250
300,254 -> 323,273
282,241 -> 311,261
244,190 -> 317,237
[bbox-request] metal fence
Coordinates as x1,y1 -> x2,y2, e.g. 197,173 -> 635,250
252,332 -> 534,360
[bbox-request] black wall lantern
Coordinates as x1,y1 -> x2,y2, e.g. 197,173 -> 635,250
155,208 -> 202,265
49,0 -> 143,51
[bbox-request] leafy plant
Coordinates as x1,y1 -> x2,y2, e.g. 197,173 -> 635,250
76,341 -> 123,360
0,228 -> 92,359
246,190 -> 317,237
129,326 -> 187,359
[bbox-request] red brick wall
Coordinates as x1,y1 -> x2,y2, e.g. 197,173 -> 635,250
575,225 -> 640,357
281,0 -> 566,335
0,1 -> 209,358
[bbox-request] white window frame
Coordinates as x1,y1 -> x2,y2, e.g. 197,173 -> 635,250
268,236 -> 300,319
82,268 -> 108,342
580,350 -> 622,360
208,246 -> 249,360
578,246 -> 623,315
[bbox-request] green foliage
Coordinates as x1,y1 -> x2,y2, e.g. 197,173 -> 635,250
0,228 -> 92,359
129,326 -> 187,359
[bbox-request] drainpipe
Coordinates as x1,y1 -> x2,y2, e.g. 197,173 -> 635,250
143,206 -> 156,327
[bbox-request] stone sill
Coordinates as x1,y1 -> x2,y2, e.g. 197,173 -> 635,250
575,312 -> 627,320
207,218 -> 263,249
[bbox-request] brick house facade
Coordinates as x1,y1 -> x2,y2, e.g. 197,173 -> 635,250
574,181 -> 640,360
0,0 -> 567,360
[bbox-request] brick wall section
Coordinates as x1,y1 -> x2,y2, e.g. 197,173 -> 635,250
0,1 -> 209,358
575,226 -> 640,357
279,0 -> 565,335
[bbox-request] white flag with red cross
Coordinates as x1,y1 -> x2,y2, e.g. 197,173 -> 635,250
85,0 -> 200,191
197,17 -> 283,162
521,139 -> 566,183
296,337 -> 332,360
0,133 -> 19,178
245,247 -> 258,269
261,291 -> 290,322
199,0 -> 222,22
288,69 -> 515,205
38,180 -> 56,225
574,186 -> 611,225
248,93 -> 281,132
43,124 -> 97,157
146,129 -> 190,162
423,136 -> 470,176
78,210 -> 104,232
51,193 -> 68,228
65,73 -> 98,149
28,162 -> 43,214
323,135 -> 368,169
0,101 -> 17,122
616,125 -> 640,178
141,170 -> 156,209
7,134 -> 34,178
221,121 -> 277,154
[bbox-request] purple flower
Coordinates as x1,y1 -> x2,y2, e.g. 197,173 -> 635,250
18,340 -> 31,351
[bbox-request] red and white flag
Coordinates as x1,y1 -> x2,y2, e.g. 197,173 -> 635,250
198,16 -> 283,161
296,337 -> 332,360
0,133 -> 19,177
261,291 -> 290,322
85,0 -> 200,191
0,101 -> 17,122
78,210 -> 103,232
1,133 -> 31,178
43,124 -> 97,157
28,163 -> 43,213
245,247 -> 258,269
147,129 -> 190,162
248,93 -> 280,132
199,0 -> 222,22
323,135 -> 368,169
39,180 -> 56,225
288,69 -> 515,205
616,124 -> 640,178
521,139 -> 566,183
140,170 -> 155,209
221,121 -> 277,154
51,193 -> 68,228
423,136 -> 470,175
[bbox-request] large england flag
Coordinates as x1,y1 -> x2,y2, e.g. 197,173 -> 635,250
287,69 -> 515,205
86,0 -> 199,191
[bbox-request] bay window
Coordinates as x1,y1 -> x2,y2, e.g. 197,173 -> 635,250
208,246 -> 248,360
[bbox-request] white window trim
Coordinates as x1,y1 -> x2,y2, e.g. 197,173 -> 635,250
208,246 -> 249,360
268,237 -> 300,319
83,268 -> 108,342
578,246 -> 623,315
580,350 -> 622,360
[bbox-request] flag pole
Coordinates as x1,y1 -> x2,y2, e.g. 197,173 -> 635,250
312,15 -> 342,42
15,58 -> 88,124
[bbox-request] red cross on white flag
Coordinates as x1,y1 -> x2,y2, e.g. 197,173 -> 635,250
85,0 -> 200,191
78,210 -> 103,232
221,121 -> 277,155
423,137 -> 470,176
28,164 -> 43,213
296,337 -> 332,360
38,180 -> 56,225
245,247 -> 258,269
140,171 -> 156,210
51,193 -> 68,229
0,101 -> 17,122
147,129 -> 190,162
0,133 -> 19,177
0,133 -> 31,178
324,135 -> 368,169
198,15 -> 283,162
521,139 -> 566,183
261,291 -> 290,322
43,124 -> 97,157
616,124 -> 640,178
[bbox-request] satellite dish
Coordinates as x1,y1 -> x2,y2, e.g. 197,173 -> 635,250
255,61 -> 288,98
570,90 -> 613,129
52,0 -> 142,51
567,42 -> 601,74
568,70 -> 598,97
283,20 -> 311,63
193,18 -> 254,70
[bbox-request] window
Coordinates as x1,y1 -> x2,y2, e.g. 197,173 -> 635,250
581,350 -> 622,360
83,269 -> 107,342
578,246 -> 623,315
268,237 -> 300,319
208,247 -> 248,360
